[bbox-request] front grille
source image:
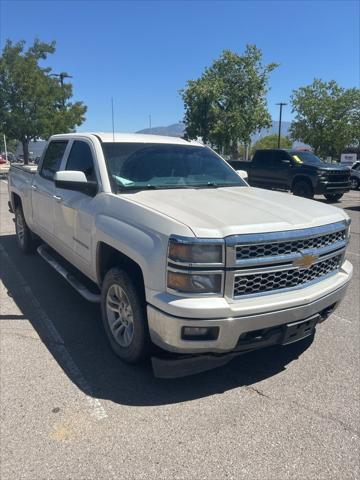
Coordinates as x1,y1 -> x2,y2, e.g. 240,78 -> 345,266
327,175 -> 349,183
236,229 -> 346,260
233,254 -> 342,297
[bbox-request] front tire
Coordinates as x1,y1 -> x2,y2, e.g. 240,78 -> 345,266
15,206 -> 37,254
350,177 -> 359,190
292,180 -> 314,199
101,268 -> 150,364
324,193 -> 343,202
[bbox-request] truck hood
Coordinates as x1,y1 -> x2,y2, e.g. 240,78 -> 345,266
312,163 -> 350,172
123,186 -> 348,238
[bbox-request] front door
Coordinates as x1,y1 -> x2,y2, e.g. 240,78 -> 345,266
270,151 -> 292,188
53,139 -> 99,270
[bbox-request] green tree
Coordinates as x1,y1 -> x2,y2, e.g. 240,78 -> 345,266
290,79 -> 360,158
252,134 -> 292,153
0,39 -> 87,164
181,45 -> 278,155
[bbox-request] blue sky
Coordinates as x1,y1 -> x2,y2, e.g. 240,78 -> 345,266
0,0 -> 359,132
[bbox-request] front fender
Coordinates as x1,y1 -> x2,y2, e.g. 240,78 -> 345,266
94,214 -> 168,292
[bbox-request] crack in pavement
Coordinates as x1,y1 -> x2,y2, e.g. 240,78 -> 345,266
243,383 -> 360,437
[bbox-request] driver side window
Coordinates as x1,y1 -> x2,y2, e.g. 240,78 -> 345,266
66,141 -> 97,181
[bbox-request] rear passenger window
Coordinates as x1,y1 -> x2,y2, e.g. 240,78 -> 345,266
40,141 -> 68,180
66,141 -> 96,181
253,151 -> 273,167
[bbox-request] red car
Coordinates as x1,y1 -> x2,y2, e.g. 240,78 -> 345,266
0,155 -> 7,164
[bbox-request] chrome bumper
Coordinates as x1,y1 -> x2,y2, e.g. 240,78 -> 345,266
147,280 -> 350,354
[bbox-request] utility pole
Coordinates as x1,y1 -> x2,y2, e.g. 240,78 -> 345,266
276,102 -> 287,148
149,114 -> 152,129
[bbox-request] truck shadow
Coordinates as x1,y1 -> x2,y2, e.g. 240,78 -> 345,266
0,234 -> 313,407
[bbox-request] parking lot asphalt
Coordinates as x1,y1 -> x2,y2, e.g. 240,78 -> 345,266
0,179 -> 359,480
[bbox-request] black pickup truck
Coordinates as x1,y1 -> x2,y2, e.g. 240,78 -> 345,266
229,149 -> 351,202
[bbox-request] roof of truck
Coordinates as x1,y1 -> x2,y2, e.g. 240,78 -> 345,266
50,132 -> 203,146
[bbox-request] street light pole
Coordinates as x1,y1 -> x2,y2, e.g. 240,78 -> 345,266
276,102 -> 287,148
49,72 -> 73,106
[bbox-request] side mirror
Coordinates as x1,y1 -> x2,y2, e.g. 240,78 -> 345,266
236,170 -> 248,182
54,170 -> 98,196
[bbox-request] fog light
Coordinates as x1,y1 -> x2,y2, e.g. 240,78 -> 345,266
181,326 -> 219,341
184,327 -> 208,336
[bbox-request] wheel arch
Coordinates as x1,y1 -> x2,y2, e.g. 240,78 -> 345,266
291,175 -> 315,194
96,242 -> 146,298
11,192 -> 22,210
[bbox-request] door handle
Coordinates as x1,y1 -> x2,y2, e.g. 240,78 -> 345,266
53,195 -> 62,202
31,185 -> 38,191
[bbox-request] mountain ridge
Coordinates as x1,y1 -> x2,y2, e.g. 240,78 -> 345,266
137,120 -> 292,140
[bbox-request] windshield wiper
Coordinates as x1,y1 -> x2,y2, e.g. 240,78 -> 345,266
117,184 -> 157,192
193,182 -> 242,189
117,182 -> 243,193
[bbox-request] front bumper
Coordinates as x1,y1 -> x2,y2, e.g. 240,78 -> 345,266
147,265 -> 352,354
315,180 -> 351,194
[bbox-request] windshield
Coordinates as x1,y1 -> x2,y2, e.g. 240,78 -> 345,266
291,151 -> 323,165
101,143 -> 246,191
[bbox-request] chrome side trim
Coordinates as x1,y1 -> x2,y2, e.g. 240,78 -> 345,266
37,245 -> 100,303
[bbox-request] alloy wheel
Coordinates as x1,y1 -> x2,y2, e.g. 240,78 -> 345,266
106,284 -> 134,347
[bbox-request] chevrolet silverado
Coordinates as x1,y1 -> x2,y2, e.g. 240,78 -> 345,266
8,133 -> 353,376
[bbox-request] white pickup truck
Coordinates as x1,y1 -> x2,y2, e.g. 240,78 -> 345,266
8,133 -> 353,377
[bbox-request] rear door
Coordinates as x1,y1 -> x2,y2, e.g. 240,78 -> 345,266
32,140 -> 69,242
250,150 -> 274,187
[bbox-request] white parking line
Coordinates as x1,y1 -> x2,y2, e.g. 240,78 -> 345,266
0,243 -> 108,421
347,251 -> 360,257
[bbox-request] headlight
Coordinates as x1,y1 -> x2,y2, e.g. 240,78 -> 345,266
168,236 -> 224,265
345,217 -> 351,238
167,271 -> 223,294
167,236 -> 225,296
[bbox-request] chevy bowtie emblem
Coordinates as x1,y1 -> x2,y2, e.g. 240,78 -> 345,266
293,254 -> 318,269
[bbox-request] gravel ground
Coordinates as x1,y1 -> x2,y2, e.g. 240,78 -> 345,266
1,179 -> 359,480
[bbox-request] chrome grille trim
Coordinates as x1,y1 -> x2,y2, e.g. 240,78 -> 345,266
233,247 -> 345,276
224,220 -> 349,300
226,220 -> 348,246
233,254 -> 342,298
235,230 -> 346,262
233,240 -> 347,269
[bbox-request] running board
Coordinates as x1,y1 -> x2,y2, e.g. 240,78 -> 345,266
37,245 -> 101,303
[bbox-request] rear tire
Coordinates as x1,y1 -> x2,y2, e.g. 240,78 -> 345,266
324,193 -> 343,202
15,206 -> 37,254
292,180 -> 314,199
101,267 -> 150,364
